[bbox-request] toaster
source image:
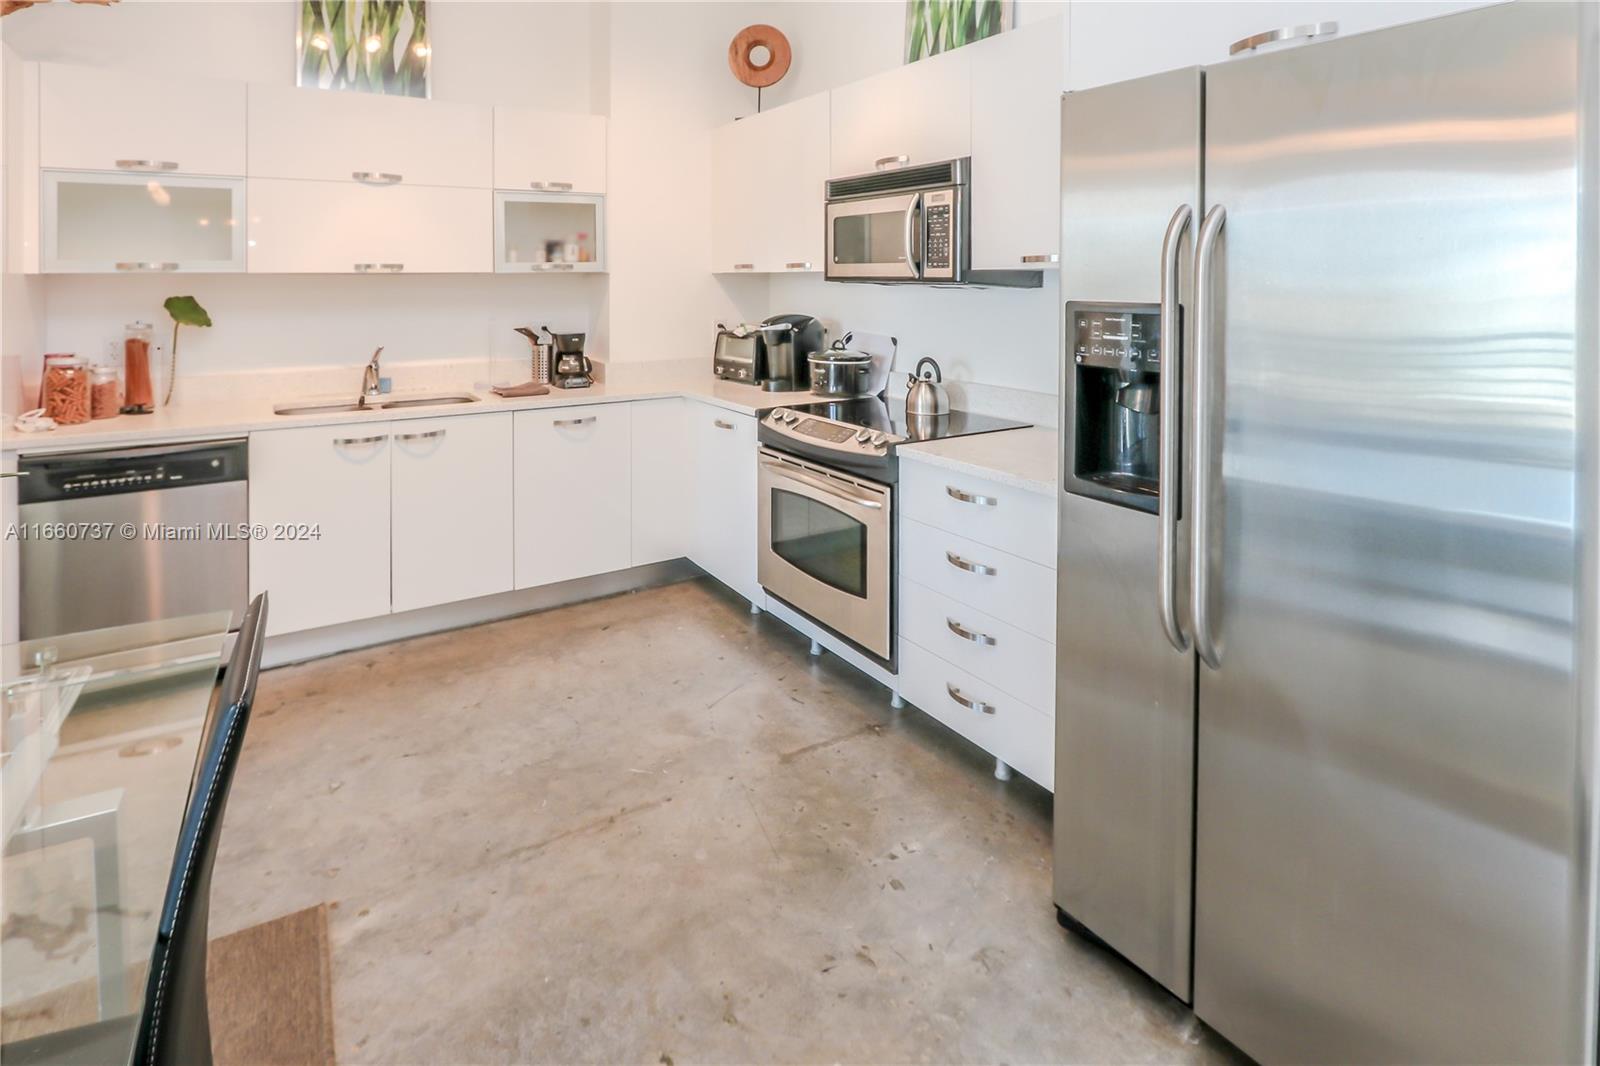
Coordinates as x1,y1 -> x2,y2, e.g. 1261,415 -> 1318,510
713,323 -> 768,384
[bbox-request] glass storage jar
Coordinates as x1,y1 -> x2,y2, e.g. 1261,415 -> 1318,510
42,358 -> 91,425
122,321 -> 154,414
90,365 -> 122,419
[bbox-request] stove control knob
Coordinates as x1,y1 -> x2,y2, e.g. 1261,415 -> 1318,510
855,429 -> 871,443
784,410 -> 800,424
869,431 -> 887,446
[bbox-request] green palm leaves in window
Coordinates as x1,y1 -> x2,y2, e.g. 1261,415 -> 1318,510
905,0 -> 1008,63
298,0 -> 431,98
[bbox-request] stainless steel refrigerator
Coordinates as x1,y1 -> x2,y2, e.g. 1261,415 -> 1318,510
1053,3 -> 1600,1061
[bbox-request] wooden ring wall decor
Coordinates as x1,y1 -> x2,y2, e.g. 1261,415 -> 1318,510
728,24 -> 792,89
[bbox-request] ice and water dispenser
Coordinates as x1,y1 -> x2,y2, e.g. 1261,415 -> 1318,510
1066,302 -> 1164,515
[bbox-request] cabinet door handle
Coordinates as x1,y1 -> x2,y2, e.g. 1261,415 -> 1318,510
395,428 -> 446,442
784,261 -> 812,271
1020,253 -> 1059,264
115,159 -> 178,172
380,263 -> 405,272
530,181 -> 574,191
733,263 -> 755,271
352,171 -> 404,184
333,434 -> 388,447
946,485 -> 998,507
875,154 -> 909,170
354,263 -> 378,272
115,261 -> 179,271
714,419 -> 735,430
1228,20 -> 1337,55
553,416 -> 595,427
534,262 -> 576,271
946,618 -> 997,646
947,683 -> 996,715
945,551 -> 996,576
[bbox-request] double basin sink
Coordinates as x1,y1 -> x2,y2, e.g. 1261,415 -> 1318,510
273,392 -> 480,416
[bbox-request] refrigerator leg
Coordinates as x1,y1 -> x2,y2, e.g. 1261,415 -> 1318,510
808,639 -> 822,657
890,689 -> 904,709
994,758 -> 1012,782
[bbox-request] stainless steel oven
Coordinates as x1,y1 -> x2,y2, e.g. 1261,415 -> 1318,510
825,158 -> 968,283
757,446 -> 892,660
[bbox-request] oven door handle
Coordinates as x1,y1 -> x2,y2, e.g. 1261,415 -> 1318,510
760,457 -> 885,510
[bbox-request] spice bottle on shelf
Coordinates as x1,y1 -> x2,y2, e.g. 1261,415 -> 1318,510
43,357 -> 91,425
122,321 -> 154,414
89,365 -> 122,420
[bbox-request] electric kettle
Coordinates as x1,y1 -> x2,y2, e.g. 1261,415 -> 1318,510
905,357 -> 950,417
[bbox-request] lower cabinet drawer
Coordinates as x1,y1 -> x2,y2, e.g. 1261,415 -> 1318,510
899,577 -> 1055,713
899,515 -> 1056,640
898,637 -> 1053,790
899,459 -> 1057,567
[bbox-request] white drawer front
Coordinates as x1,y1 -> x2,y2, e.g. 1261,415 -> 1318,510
899,460 -> 1056,567
898,637 -> 1053,790
900,577 -> 1054,713
899,515 -> 1055,641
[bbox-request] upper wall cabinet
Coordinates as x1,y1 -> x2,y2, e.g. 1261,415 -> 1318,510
711,93 -> 828,274
43,171 -> 246,273
1065,1 -> 1496,90
494,108 -> 607,194
970,19 -> 1066,271
495,191 -> 605,272
247,84 -> 492,189
829,47 -> 971,179
40,63 -> 246,177
247,178 -> 489,274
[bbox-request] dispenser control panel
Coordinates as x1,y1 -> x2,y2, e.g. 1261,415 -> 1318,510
1072,308 -> 1161,372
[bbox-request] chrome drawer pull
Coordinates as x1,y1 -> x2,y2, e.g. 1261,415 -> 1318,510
785,261 -> 812,271
947,618 -> 997,646
333,434 -> 388,447
947,683 -> 996,715
553,416 -> 595,427
714,419 -> 735,430
733,263 -> 755,271
946,551 -> 996,576
534,262 -> 576,271
530,180 -> 574,191
352,171 -> 403,184
946,485 -> 998,507
115,261 -> 178,272
354,263 -> 378,272
875,154 -> 909,170
379,263 -> 405,272
1020,253 -> 1059,264
115,159 -> 178,172
395,429 -> 446,442
1229,21 -> 1337,55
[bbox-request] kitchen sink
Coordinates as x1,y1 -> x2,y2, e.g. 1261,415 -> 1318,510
273,393 -> 481,416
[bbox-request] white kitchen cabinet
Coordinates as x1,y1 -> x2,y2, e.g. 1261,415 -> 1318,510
1066,1 -> 1496,90
40,63 -> 246,176
711,94 -> 830,275
494,107 -> 606,194
512,403 -> 632,588
970,20 -> 1066,271
43,170 -> 245,273
247,84 -> 491,189
630,398 -> 692,566
829,47 -> 971,179
710,117 -> 764,274
248,423 -> 392,637
494,191 -> 604,273
391,413 -> 513,613
247,178 -> 489,274
690,403 -> 760,605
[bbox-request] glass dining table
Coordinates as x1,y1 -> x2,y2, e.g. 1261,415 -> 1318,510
0,611 -> 231,1058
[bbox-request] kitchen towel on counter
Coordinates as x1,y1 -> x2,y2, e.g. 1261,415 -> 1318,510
491,382 -> 551,398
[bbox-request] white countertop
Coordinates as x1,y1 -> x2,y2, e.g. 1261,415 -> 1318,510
2,370 -> 811,455
899,426 -> 1058,497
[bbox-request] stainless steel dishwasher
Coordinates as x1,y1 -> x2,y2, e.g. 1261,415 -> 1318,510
18,439 -> 249,640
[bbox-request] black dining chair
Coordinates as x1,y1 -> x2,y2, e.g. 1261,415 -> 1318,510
1,592 -> 269,1066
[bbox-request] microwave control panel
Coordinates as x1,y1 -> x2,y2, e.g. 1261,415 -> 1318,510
1072,307 -> 1160,372
923,189 -> 955,279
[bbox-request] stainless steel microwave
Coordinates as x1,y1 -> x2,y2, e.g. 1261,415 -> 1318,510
825,158 -> 970,283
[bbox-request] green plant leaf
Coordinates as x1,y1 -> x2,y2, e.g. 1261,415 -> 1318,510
164,295 -> 212,329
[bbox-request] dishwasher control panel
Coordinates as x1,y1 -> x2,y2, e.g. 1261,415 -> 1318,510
19,439 -> 247,505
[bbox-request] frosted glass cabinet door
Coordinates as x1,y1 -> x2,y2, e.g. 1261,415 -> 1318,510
494,192 -> 605,272
42,171 -> 245,273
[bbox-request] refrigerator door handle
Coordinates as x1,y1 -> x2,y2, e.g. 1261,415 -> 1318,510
1191,204 -> 1226,669
1158,203 -> 1193,653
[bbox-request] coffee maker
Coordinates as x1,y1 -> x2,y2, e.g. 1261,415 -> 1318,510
545,327 -> 593,389
1066,303 -> 1162,514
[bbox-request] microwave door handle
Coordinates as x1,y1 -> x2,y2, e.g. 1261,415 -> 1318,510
905,193 -> 923,277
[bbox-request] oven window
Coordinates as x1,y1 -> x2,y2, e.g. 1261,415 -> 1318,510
832,209 -> 909,266
771,489 -> 868,597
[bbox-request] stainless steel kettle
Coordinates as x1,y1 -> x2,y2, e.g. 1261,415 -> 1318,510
905,357 -> 950,417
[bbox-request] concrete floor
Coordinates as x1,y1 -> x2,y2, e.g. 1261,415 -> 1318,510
212,578 -> 1243,1064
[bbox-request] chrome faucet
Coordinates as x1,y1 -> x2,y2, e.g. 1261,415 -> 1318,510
357,346 -> 383,408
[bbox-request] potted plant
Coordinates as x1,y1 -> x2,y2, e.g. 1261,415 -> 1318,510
162,295 -> 212,407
